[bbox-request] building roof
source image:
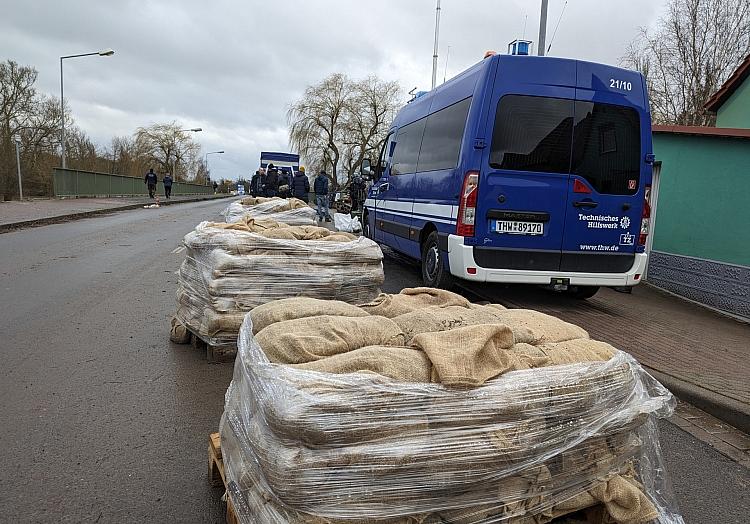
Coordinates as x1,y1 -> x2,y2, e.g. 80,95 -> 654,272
704,54 -> 750,112
653,124 -> 750,139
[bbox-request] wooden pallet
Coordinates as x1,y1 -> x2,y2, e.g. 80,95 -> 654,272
208,432 -> 239,524
190,331 -> 237,363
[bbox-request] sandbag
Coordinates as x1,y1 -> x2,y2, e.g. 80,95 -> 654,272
250,297 -> 369,334
360,287 -> 471,318
292,346 -> 432,383
393,305 -> 518,342
255,315 -> 405,364
169,315 -> 191,344
485,309 -> 589,344
411,324 -> 521,387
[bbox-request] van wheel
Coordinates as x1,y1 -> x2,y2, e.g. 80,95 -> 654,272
421,232 -> 454,289
571,286 -> 600,299
362,212 -> 371,239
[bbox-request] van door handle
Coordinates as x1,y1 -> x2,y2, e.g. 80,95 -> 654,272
573,200 -> 598,208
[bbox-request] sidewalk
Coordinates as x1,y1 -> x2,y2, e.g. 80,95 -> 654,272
0,195 -> 230,231
472,282 -> 750,433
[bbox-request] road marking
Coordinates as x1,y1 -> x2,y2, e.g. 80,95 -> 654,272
171,246 -> 186,254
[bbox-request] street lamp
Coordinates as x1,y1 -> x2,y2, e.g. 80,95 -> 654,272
170,128 -> 202,177
60,49 -> 115,169
14,136 -> 23,200
205,151 -> 224,182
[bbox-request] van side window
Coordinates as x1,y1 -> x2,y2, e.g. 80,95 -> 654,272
572,101 -> 641,195
489,95 -> 573,174
378,132 -> 396,175
416,97 -> 472,172
391,118 -> 426,175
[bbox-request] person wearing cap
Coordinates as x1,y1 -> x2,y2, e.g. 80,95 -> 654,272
292,166 -> 310,201
314,169 -> 332,222
264,164 -> 279,197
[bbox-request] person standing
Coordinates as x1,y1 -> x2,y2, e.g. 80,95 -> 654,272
144,168 -> 158,199
213,181 -> 218,194
292,166 -> 310,201
162,172 -> 173,199
249,170 -> 261,197
264,164 -> 279,197
314,169 -> 332,222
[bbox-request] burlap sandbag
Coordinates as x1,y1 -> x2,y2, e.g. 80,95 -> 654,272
484,309 -> 589,344
360,287 -> 471,318
292,346 -> 432,383
393,304 -> 538,343
510,339 -> 615,368
208,216 -> 287,233
548,474 -> 658,524
411,324 -> 522,387
250,297 -> 369,334
201,309 -> 246,336
169,315 -> 191,344
321,233 -> 359,242
255,315 -> 405,364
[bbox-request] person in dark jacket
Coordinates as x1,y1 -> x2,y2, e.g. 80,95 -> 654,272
144,168 -> 158,198
292,167 -> 310,201
264,165 -> 279,197
249,170 -> 261,197
314,170 -> 332,222
162,173 -> 173,199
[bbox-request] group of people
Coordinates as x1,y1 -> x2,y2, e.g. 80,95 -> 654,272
248,164 -> 332,222
144,168 -> 173,199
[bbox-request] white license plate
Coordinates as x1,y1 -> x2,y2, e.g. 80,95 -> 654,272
494,220 -> 544,235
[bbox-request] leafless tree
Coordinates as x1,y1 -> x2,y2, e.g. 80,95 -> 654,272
134,122 -> 201,181
622,0 -> 750,126
288,73 -> 401,191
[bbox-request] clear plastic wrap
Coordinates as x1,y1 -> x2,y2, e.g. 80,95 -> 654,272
222,197 -> 318,225
219,296 -> 684,524
175,220 -> 384,349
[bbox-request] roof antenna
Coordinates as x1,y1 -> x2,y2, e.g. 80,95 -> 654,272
522,12 -> 528,39
443,45 -> 451,83
546,0 -> 568,54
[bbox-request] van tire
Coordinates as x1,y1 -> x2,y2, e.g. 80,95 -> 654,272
571,286 -> 600,299
362,211 -> 371,239
421,232 -> 454,289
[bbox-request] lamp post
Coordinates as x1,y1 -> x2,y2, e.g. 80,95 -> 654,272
171,128 -> 202,178
60,48 -> 115,169
205,151 -> 224,183
14,137 -> 23,200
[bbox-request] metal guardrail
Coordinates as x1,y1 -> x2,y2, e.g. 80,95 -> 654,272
53,168 -> 213,197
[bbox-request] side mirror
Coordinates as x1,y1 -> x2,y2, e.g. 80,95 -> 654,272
361,158 -> 372,177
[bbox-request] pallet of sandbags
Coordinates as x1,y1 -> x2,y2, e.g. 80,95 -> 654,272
173,217 -> 384,359
218,287 -> 684,524
221,196 -> 318,225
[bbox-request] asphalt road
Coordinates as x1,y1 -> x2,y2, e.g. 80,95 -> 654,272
0,200 -> 747,523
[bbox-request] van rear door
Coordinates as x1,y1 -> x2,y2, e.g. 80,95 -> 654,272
559,63 -> 646,273
474,59 -> 576,271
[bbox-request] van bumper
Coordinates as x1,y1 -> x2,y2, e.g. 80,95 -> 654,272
447,235 -> 648,287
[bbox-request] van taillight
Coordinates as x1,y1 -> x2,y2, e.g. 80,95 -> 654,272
639,185 -> 652,245
457,171 -> 479,237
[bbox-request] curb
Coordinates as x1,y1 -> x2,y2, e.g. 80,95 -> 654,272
646,367 -> 750,434
0,195 -> 232,234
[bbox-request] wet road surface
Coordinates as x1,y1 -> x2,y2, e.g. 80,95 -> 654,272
0,202 -> 747,522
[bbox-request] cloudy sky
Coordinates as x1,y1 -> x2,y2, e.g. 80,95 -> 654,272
3,0 -> 667,181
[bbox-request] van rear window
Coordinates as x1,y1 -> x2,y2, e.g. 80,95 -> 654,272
489,95 -> 572,174
572,101 -> 641,195
489,95 -> 641,195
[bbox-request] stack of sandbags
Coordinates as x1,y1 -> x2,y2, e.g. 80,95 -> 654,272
222,197 -> 318,225
175,218 -> 384,350
219,288 -> 682,524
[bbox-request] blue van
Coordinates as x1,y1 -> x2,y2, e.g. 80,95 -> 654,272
362,53 -> 654,298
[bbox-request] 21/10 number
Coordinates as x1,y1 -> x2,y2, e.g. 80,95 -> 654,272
610,78 -> 632,91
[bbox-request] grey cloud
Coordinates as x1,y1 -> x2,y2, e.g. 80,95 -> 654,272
2,0 -> 665,181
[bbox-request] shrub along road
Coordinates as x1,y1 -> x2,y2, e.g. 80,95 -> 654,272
0,200 -> 747,522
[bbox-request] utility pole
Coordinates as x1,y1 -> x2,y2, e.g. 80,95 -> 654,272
538,0 -> 549,56
431,0 -> 441,90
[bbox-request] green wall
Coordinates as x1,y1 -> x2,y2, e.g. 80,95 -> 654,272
652,133 -> 750,266
716,78 -> 750,129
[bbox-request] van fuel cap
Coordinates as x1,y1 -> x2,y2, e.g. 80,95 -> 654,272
497,194 -> 506,203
